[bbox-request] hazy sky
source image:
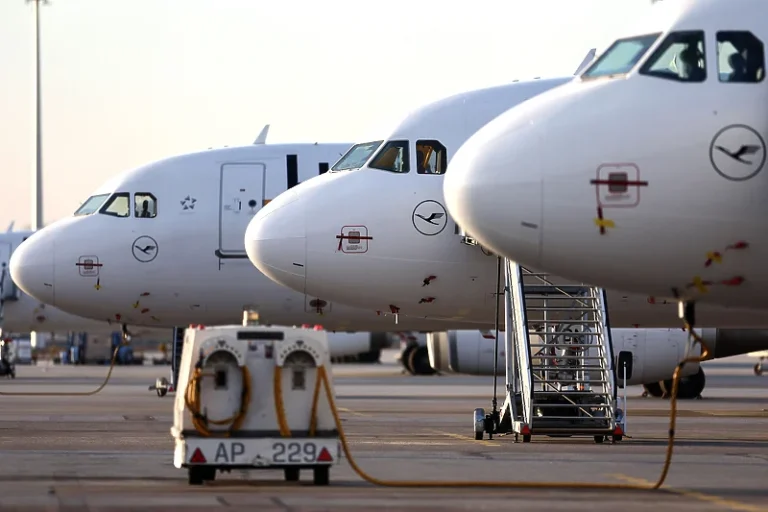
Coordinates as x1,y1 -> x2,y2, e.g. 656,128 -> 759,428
0,0 -> 650,229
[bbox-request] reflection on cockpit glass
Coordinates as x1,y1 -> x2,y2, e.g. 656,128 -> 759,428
640,31 -> 706,82
331,140 -> 383,171
73,193 -> 109,216
582,33 -> 661,79
98,192 -> 131,218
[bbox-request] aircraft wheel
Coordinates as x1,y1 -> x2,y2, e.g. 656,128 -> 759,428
407,346 -> 437,376
660,367 -> 706,399
755,363 -> 764,376
642,382 -> 664,398
400,344 -> 417,374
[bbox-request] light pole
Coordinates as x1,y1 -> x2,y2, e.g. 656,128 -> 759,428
26,0 -> 48,350
27,0 -> 48,231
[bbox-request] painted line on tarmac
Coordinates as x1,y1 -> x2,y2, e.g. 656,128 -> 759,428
612,474 -> 768,512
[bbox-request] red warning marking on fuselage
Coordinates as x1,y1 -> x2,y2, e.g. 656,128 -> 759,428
591,163 -> 648,209
704,241 -> 749,267
336,225 -> 372,253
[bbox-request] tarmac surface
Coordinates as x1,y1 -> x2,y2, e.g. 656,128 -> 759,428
0,350 -> 765,511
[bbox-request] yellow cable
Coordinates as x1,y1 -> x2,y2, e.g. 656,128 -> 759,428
271,330 -> 708,490
0,342 -> 125,397
184,362 -> 251,437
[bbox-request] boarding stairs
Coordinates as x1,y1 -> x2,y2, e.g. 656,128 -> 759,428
497,261 -> 619,442
461,228 -> 621,442
148,326 -> 186,397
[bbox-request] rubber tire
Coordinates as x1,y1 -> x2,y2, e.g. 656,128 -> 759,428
202,467 -> 216,481
642,382 -> 664,398
313,466 -> 330,486
755,363 -> 763,376
188,467 -> 205,485
522,434 -> 531,443
284,467 -> 300,482
612,434 -> 623,443
157,388 -> 167,397
356,348 -> 382,364
475,431 -> 484,440
660,367 -> 706,399
407,346 -> 437,376
400,344 -> 417,375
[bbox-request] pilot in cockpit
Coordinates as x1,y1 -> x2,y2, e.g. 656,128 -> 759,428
677,45 -> 705,81
416,149 -> 433,174
138,199 -> 151,218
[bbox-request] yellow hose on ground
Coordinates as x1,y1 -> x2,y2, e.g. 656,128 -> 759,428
274,328 -> 709,490
0,342 -> 125,397
184,364 -> 251,437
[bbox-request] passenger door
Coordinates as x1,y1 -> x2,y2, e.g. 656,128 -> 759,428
217,163 -> 265,258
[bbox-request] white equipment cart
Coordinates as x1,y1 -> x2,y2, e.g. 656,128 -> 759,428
171,313 -> 341,485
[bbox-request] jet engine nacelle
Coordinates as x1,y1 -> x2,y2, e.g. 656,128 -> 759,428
328,331 -> 396,362
427,328 -> 714,385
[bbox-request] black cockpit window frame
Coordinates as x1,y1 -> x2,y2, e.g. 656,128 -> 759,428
415,140 -> 448,175
639,30 -> 707,82
134,192 -> 157,218
73,193 -> 110,216
368,140 -> 410,173
716,31 -> 765,83
581,33 -> 662,79
98,192 -> 131,218
331,140 -> 384,172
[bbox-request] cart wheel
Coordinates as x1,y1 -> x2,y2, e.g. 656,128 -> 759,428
202,467 -> 216,481
313,466 -> 330,486
474,431 -> 484,440
612,434 -> 623,443
284,467 -> 300,482
188,467 -> 205,485
522,434 -> 531,443
594,435 -> 605,444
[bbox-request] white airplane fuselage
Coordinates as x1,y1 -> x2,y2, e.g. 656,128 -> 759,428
244,76 -> 768,329
9,144 -> 484,333
1,230 -> 165,338
443,0 -> 768,311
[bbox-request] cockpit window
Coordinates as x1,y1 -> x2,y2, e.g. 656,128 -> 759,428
581,33 -> 661,79
639,31 -> 706,82
99,192 -> 131,218
416,140 -> 447,175
331,141 -> 383,171
73,194 -> 109,216
717,31 -> 764,83
134,193 -> 157,218
368,140 -> 409,173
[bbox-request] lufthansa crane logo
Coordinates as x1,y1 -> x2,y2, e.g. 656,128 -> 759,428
709,124 -> 766,181
412,200 -> 448,236
132,235 -> 159,263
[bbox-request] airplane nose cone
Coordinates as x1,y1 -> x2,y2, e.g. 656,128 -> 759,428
245,191 -> 307,292
9,234 -> 56,305
444,126 -> 543,266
